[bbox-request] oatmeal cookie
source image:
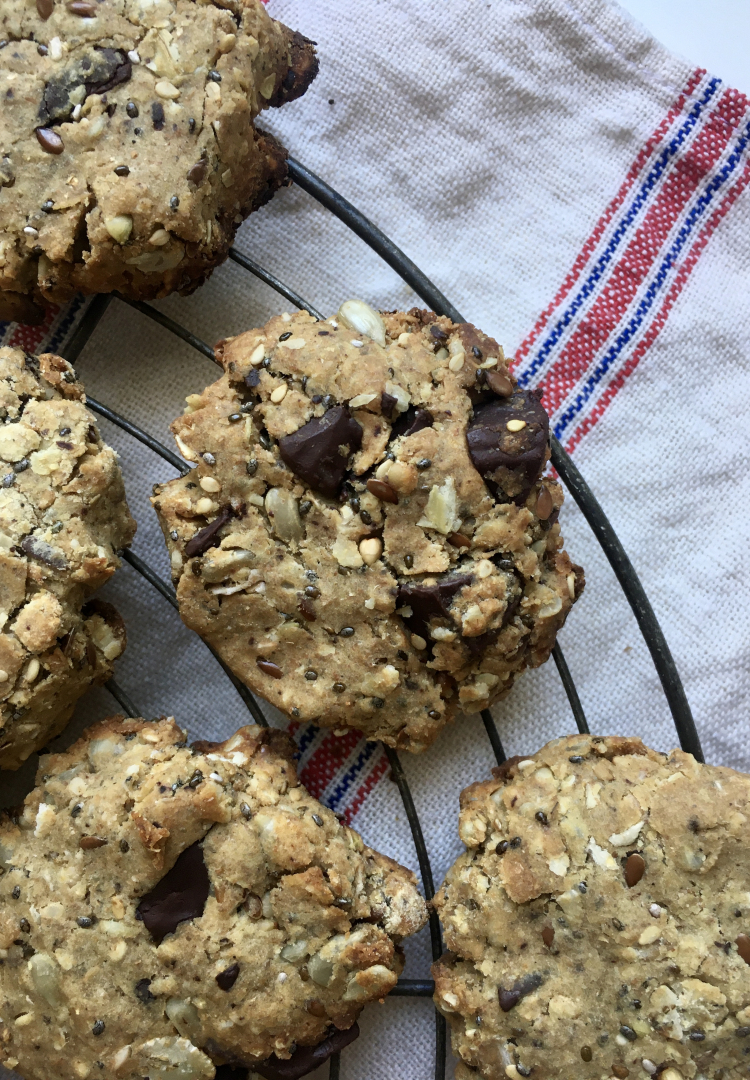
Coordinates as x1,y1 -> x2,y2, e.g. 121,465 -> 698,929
0,715 -> 427,1080
0,347 -> 134,769
432,735 -> 750,1080
0,0 -> 317,324
152,303 -> 583,751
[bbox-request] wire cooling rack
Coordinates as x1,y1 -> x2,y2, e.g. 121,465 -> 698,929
48,156 -> 704,1080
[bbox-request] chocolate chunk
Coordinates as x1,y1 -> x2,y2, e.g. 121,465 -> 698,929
462,629 -> 498,658
184,505 -> 233,558
624,853 -> 645,888
279,406 -> 362,499
245,369 -> 261,389
429,325 -> 447,342
216,962 -> 240,991
136,843 -> 210,944
466,388 -> 549,501
20,534 -> 68,570
380,391 -> 398,418
498,972 -> 543,1013
37,0 -> 54,19
255,1023 -> 360,1080
397,575 -> 472,640
39,49 -> 131,127
134,977 -> 155,1004
389,406 -> 434,441
737,934 -> 750,965
542,925 -> 554,947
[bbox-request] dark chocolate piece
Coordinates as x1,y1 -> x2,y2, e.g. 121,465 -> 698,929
184,505 -> 233,558
39,49 -> 131,127
389,406 -> 434,441
20,534 -> 68,570
380,391 -> 398,418
498,972 -> 544,1012
134,978 -> 155,1004
136,843 -> 210,944
255,1023 -> 360,1080
216,962 -> 240,991
466,388 -> 549,501
279,406 -> 362,499
397,575 -> 472,640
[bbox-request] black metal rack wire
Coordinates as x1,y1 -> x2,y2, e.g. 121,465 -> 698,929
50,155 -> 703,1080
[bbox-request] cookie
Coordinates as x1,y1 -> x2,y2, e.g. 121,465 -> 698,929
0,0 -> 317,324
152,303 -> 583,752
0,715 -> 427,1080
0,347 -> 135,770
432,735 -> 750,1080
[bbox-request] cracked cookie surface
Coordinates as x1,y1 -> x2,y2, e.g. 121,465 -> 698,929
152,305 -> 583,751
0,347 -> 134,769
0,716 -> 427,1080
433,735 -> 750,1080
0,0 -> 317,323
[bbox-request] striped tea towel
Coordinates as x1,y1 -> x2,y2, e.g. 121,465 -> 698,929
2,1 -> 750,1078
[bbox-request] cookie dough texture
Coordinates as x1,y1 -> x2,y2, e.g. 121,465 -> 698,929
0,347 -> 134,769
0,716 -> 427,1080
0,0 -> 317,324
152,306 -> 583,752
432,735 -> 750,1080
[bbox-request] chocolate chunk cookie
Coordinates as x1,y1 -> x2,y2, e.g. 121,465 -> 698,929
0,0 -> 317,323
152,304 -> 583,751
0,347 -> 134,769
433,735 -> 750,1080
0,716 -> 427,1080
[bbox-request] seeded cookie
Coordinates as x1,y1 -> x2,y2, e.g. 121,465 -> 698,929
432,735 -> 750,1080
152,303 -> 583,751
0,715 -> 427,1080
0,347 -> 134,769
0,0 -> 317,324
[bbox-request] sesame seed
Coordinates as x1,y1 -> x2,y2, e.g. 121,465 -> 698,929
332,682 -> 346,693
312,814 -> 324,826
246,459 -> 258,476
404,554 -> 414,568
208,69 -> 222,81
77,916 -> 93,928
11,886 -> 20,899
227,413 -> 242,423
304,670 -> 318,681
338,626 -> 355,637
416,458 -> 431,469
372,698 -> 384,708
92,1020 -> 105,1036
240,803 -> 252,820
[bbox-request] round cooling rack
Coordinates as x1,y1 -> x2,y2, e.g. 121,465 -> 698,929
0,157 -> 702,1080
